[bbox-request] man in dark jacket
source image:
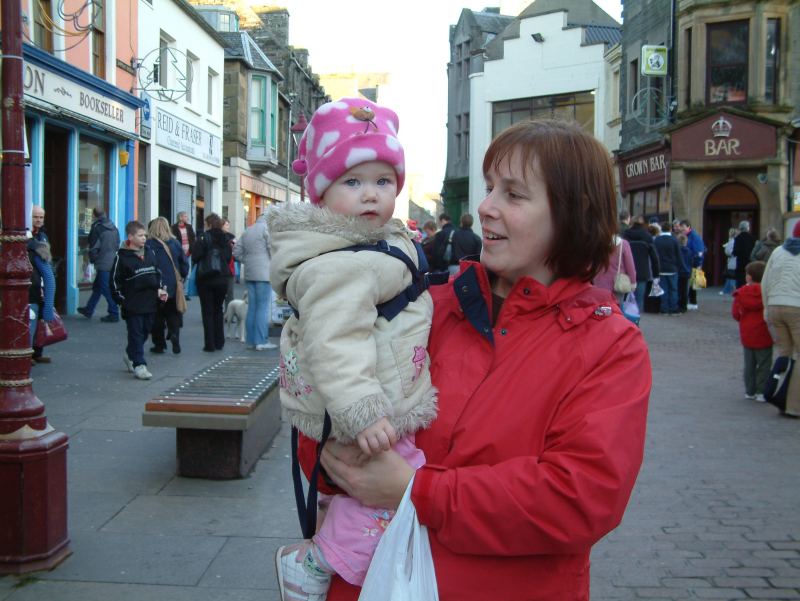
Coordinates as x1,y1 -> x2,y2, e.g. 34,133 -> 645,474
653,225 -> 683,315
431,213 -> 455,272
449,213 -> 483,274
732,220 -> 756,289
623,216 -> 660,313
111,221 -> 166,380
79,207 -> 121,322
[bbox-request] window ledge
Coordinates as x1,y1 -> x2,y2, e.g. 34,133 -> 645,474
207,117 -> 221,128
185,105 -> 201,117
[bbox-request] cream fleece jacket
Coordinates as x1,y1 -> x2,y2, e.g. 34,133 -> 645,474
267,202 -> 437,443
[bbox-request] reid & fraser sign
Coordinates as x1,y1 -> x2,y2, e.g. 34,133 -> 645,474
155,108 -> 221,166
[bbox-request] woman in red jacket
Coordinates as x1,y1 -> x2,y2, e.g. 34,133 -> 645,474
304,120 -> 651,601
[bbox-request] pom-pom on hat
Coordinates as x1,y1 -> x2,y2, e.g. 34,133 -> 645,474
291,98 -> 405,204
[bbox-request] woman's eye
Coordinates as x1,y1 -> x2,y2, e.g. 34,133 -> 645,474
484,186 -> 493,194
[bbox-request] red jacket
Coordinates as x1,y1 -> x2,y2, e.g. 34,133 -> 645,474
731,283 -> 773,349
306,262 -> 651,601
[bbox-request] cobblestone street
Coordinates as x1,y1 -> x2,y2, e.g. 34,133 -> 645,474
592,290 -> 800,600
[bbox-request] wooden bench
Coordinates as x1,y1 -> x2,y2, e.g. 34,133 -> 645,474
142,356 -> 281,479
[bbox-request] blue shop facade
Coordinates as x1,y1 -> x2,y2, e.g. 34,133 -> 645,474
23,44 -> 144,315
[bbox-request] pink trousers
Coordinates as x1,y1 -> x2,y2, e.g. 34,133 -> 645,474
313,435 -> 426,586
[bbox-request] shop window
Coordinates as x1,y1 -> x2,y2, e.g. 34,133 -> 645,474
707,20 -> 748,104
33,0 -> 54,52
92,0 -> 106,78
77,138 -> 109,287
765,19 -> 779,104
645,189 -> 658,216
250,75 -> 266,145
632,191 -> 644,218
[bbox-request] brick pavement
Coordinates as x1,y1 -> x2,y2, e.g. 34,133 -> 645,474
591,289 -> 800,601
0,286 -> 798,600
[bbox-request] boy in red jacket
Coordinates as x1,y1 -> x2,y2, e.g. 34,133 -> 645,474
732,261 -> 773,401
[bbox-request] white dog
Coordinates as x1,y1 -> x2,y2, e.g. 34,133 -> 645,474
224,290 -> 248,342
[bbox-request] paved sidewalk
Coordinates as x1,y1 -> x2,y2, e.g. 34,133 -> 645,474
1,287 -> 798,601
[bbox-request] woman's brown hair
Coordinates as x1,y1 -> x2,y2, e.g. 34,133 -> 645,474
482,119 -> 616,282
205,213 -> 223,230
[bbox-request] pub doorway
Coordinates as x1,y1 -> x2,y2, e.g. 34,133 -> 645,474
42,125 -> 71,312
703,182 -> 759,286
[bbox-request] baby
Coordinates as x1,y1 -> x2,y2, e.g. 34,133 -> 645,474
268,98 -> 437,600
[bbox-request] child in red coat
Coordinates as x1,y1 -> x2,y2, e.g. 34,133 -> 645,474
731,261 -> 773,401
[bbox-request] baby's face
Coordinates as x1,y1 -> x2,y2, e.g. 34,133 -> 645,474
320,161 -> 397,226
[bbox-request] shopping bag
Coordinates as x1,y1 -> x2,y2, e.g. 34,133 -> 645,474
358,476 -> 439,601
270,289 -> 293,326
621,293 -> 640,325
34,310 -> 68,347
649,278 -> 664,297
764,356 -> 794,413
692,267 -> 707,289
185,264 -> 198,297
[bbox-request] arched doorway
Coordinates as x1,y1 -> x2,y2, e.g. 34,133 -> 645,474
703,182 -> 759,286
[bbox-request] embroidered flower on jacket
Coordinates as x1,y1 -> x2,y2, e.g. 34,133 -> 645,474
411,346 -> 427,382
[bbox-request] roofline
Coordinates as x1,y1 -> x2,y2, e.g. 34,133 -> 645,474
173,0 -> 228,47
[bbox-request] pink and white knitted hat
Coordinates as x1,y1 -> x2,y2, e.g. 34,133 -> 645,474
292,98 -> 405,204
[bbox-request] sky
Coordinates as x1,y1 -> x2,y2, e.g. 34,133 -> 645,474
272,0 -> 623,204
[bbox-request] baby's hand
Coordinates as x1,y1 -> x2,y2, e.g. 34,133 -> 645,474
356,417 -> 398,456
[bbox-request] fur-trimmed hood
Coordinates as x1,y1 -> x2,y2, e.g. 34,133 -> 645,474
267,201 -> 410,296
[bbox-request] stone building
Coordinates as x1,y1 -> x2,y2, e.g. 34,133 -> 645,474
618,0 -> 800,284
443,7 -> 515,220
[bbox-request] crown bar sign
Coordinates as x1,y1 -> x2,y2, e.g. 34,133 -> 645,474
641,46 -> 668,77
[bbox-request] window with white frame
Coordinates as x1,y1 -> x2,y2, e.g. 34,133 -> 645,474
270,80 -> 278,150
207,68 -> 217,115
33,0 -> 54,52
157,35 -> 170,88
186,52 -> 197,104
92,0 -> 106,78
250,75 -> 266,145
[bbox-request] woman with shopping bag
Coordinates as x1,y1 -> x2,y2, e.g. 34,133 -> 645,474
297,120 -> 651,601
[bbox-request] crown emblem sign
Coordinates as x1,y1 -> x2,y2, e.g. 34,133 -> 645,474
711,116 -> 733,138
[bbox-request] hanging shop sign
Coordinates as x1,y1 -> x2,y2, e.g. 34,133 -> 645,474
155,108 -> 221,166
671,113 -> 777,162
23,62 -> 137,135
641,46 -> 668,77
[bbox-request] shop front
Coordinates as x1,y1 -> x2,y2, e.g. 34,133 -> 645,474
618,142 -> 671,224
22,44 -> 144,315
240,173 -> 282,230
669,110 -> 782,286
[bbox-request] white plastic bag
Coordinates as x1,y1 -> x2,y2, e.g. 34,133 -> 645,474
358,476 -> 439,601
649,278 -> 664,297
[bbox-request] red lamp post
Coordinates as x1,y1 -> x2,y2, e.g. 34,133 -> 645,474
291,111 -> 308,202
0,0 -> 70,574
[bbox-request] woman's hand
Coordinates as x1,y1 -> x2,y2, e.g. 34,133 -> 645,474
321,439 -> 415,509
